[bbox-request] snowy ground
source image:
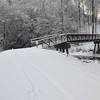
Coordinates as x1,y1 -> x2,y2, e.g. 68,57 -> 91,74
0,47 -> 100,100
70,41 -> 100,56
70,42 -> 94,56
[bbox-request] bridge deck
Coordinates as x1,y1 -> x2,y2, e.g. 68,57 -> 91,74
30,33 -> 100,48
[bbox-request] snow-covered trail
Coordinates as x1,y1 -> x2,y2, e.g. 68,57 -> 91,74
0,47 -> 100,100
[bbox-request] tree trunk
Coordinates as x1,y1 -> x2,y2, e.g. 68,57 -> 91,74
78,0 -> 81,33
95,9 -> 98,33
92,0 -> 95,34
61,0 -> 64,33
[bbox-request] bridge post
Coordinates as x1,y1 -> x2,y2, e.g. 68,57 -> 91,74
93,43 -> 96,54
55,45 -> 59,51
97,43 -> 100,54
59,45 -> 62,52
55,43 -> 65,53
36,41 -> 39,48
62,43 -> 65,53
65,42 -> 70,55
42,40 -> 44,48
94,41 -> 100,54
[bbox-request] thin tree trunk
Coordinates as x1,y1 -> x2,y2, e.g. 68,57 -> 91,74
92,0 -> 95,34
61,0 -> 64,33
87,8 -> 90,34
95,9 -> 98,33
82,0 -> 85,33
78,0 -> 81,33
41,0 -> 46,17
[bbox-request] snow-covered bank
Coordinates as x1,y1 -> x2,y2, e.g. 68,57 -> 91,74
70,42 -> 94,54
0,47 -> 100,100
69,42 -> 100,58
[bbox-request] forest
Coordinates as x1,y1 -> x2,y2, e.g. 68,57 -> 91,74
0,0 -> 100,50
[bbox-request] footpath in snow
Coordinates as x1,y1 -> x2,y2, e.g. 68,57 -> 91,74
0,47 -> 100,100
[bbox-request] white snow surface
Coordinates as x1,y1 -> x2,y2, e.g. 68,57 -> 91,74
0,47 -> 100,100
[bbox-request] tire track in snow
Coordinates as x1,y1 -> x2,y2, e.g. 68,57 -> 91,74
11,54 -> 39,100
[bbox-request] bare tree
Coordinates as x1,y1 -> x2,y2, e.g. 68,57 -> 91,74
78,0 -> 81,33
61,0 -> 64,33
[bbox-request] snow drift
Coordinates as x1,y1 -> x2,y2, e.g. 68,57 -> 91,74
0,47 -> 100,100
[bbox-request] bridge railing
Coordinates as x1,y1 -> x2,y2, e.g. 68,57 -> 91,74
67,34 -> 100,42
30,33 -> 66,46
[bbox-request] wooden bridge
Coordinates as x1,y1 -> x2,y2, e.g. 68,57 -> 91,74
30,33 -> 100,54
31,33 -> 100,46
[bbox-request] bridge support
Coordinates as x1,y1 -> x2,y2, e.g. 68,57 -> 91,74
55,42 -> 70,55
94,41 -> 100,54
